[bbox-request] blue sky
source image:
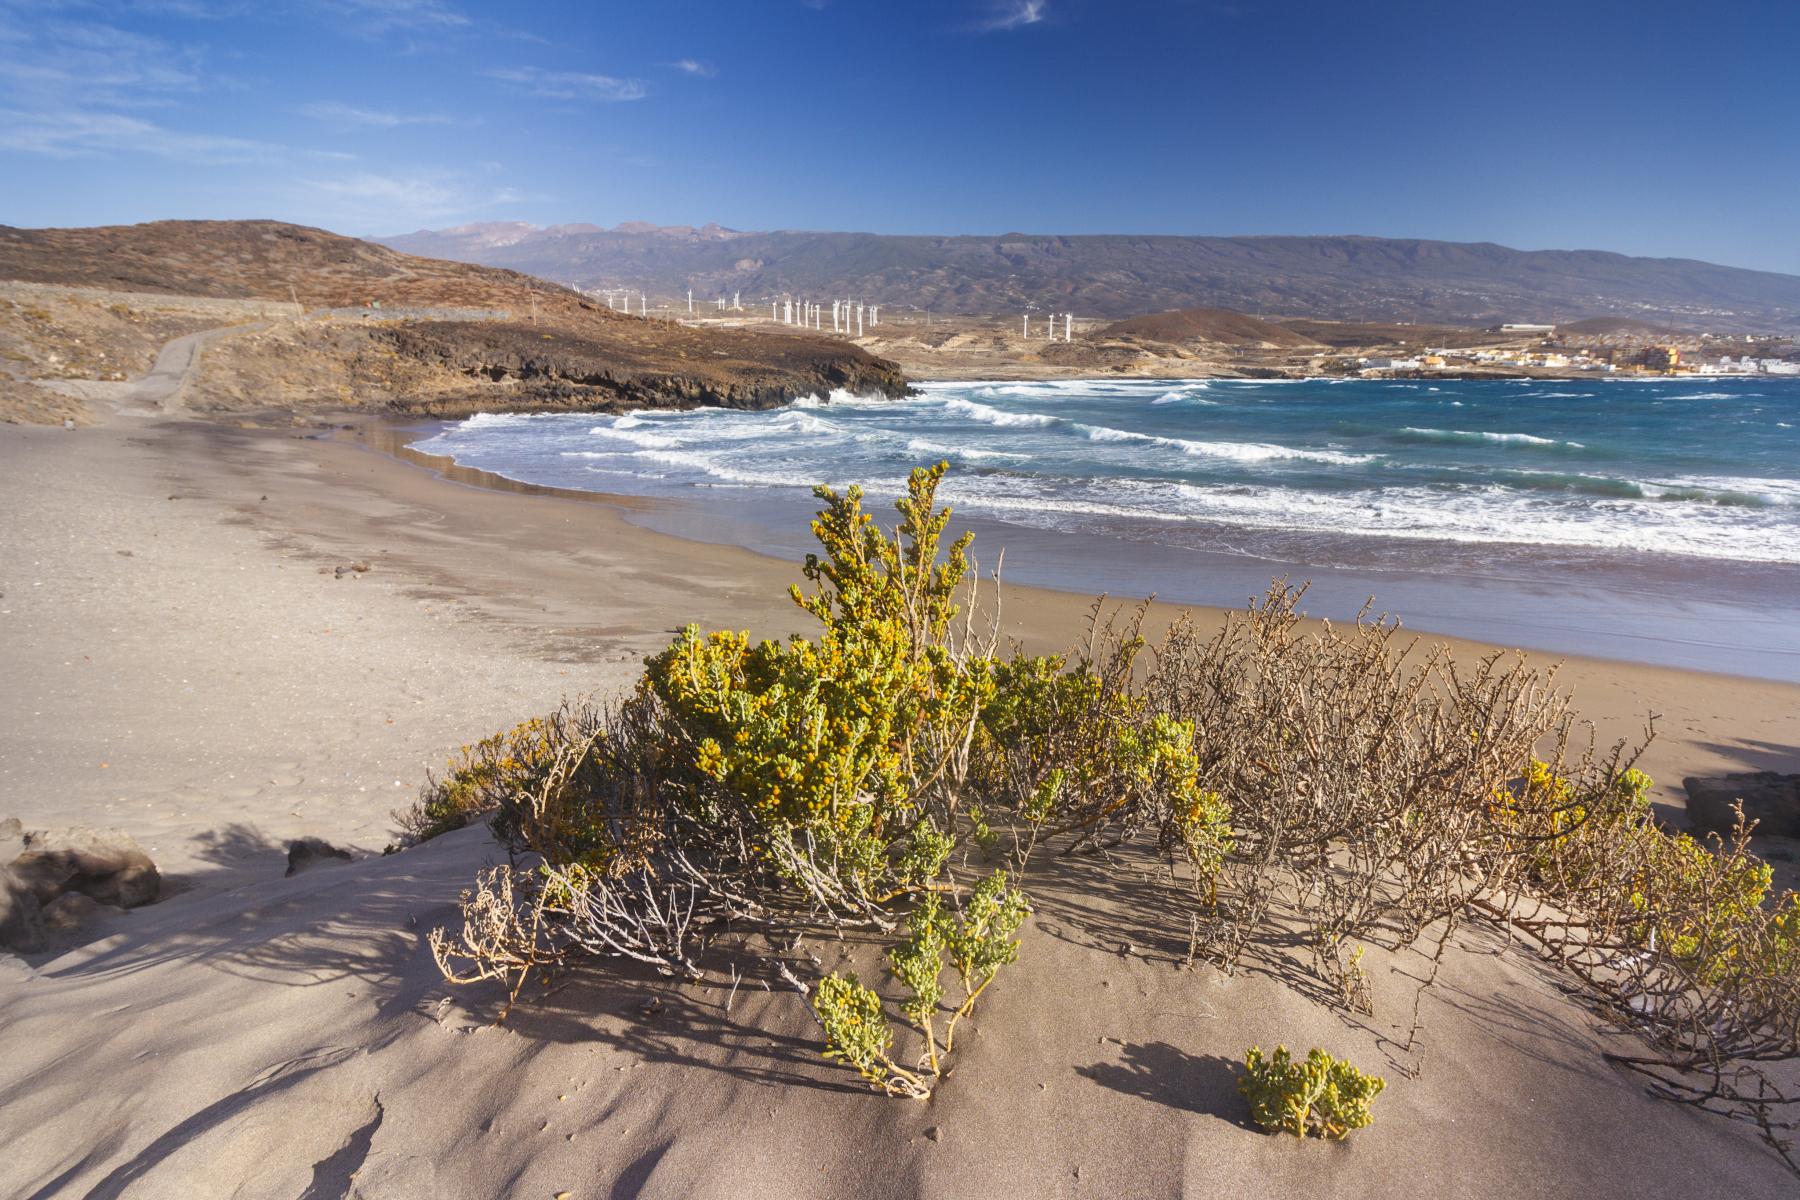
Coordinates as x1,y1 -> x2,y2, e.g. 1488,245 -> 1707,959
2,0 -> 1797,273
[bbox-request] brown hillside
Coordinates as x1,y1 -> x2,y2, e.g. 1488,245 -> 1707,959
1100,307 -> 1317,348
1276,318 -> 1498,349
1557,316 -> 1675,337
0,221 -> 908,418
0,219 -> 594,314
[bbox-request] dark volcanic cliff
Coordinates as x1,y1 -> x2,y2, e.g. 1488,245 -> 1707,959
374,320 -> 908,417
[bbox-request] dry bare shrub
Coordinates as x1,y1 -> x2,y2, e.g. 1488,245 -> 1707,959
428,865 -> 558,1023
1142,584 -> 1610,1007
1489,799 -> 1800,1167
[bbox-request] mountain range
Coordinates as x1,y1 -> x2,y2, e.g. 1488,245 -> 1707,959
375,224 -> 1800,334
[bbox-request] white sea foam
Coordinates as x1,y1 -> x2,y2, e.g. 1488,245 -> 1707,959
1074,423 -> 1373,464
1079,424 -> 1154,444
458,411 -> 554,429
585,423 -> 678,449
944,398 -> 1061,427
792,388 -> 908,409
1152,386 -> 1216,405
1401,427 -> 1583,448
974,478 -> 1800,564
628,449 -> 808,488
1169,439 -> 1375,465
905,437 -> 1027,462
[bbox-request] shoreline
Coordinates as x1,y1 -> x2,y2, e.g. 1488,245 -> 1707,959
9,406 -> 1800,856
381,400 -> 1800,685
313,414 -> 1800,832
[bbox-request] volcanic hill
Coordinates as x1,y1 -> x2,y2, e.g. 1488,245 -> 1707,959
0,221 -> 907,420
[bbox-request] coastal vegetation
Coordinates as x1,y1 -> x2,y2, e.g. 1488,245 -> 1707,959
427,463 -> 1800,1166
1240,1046 -> 1385,1139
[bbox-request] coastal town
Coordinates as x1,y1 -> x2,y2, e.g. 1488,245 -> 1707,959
1363,325 -> 1800,378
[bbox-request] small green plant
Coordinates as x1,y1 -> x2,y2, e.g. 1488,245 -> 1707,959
1240,1045 -> 1386,1139
812,973 -> 931,1099
816,870 -> 1030,1096
888,893 -> 952,1073
943,869 -> 1031,1051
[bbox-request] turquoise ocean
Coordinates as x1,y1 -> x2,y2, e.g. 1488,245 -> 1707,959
414,376 -> 1800,679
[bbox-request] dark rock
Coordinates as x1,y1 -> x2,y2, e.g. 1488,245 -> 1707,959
13,827 -> 161,908
1682,773 -> 1800,840
42,892 -> 123,933
0,866 -> 47,954
286,836 -> 354,876
375,320 -> 910,421
8,851 -> 80,903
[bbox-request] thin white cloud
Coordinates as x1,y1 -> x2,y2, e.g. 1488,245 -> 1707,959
297,100 -> 454,127
306,0 -> 470,33
0,19 -> 212,107
0,107 -> 279,162
669,57 -> 715,78
975,0 -> 1047,31
299,169 -> 526,231
485,66 -> 646,102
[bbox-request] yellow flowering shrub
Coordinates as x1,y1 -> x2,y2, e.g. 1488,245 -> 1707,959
975,652 -> 1232,885
638,463 -> 995,908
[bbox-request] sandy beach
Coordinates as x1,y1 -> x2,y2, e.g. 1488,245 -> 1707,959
3,412 -> 1798,1197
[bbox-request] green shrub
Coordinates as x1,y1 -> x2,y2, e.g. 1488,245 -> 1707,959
812,973 -> 929,1099
630,463 -> 996,917
396,712 -> 569,844
1240,1045 -> 1385,1139
816,868 -> 1029,1095
974,642 -> 1231,887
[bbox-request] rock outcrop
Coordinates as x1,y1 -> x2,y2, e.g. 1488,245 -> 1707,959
286,837 -> 355,876
11,827 -> 161,909
0,824 -> 161,952
43,892 -> 124,933
0,866 -> 47,954
0,220 -> 915,423
1682,772 -> 1800,839
375,320 -> 908,418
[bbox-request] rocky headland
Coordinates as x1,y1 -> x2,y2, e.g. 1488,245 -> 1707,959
0,220 -> 908,424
